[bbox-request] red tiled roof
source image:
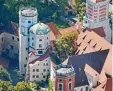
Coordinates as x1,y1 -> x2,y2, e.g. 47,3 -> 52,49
29,49 -> 50,64
47,22 -> 61,41
59,24 -> 81,35
76,30 -> 112,76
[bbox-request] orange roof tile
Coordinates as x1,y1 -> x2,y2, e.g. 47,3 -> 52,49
47,22 -> 61,41
59,25 -> 81,35
76,30 -> 112,76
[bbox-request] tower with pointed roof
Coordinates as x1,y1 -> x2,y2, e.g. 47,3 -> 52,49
83,0 -> 111,42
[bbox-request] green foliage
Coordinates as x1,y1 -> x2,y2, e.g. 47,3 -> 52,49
0,1 -> 9,29
52,12 -> 58,21
55,0 -> 68,10
55,20 -> 69,29
74,0 -> 86,22
0,65 -> 11,81
77,2 -> 86,22
14,81 -> 33,91
55,32 -> 77,61
48,79 -> 53,91
0,80 -> 14,91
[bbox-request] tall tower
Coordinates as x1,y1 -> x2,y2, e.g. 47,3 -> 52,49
55,64 -> 75,91
19,7 -> 38,75
83,0 -> 111,42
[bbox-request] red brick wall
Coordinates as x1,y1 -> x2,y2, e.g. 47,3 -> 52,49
55,75 -> 75,91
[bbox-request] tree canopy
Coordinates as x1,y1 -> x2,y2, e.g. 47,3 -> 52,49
48,79 -> 53,91
55,32 -> 77,61
0,80 -> 14,91
14,81 -> 32,91
0,65 -> 11,81
0,0 -> 9,29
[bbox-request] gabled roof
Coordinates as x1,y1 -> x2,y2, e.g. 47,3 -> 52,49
29,49 -> 50,64
59,23 -> 82,35
63,49 -> 109,87
76,30 -> 112,76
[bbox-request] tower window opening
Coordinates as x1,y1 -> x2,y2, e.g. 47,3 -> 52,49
58,83 -> 63,91
28,21 -> 31,23
68,83 -> 72,90
38,51 -> 43,54
12,36 -> 14,40
39,44 -> 42,48
10,45 -> 14,50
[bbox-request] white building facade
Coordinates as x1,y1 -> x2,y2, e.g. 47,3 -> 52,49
19,7 -> 51,82
19,7 -> 38,75
83,0 -> 111,42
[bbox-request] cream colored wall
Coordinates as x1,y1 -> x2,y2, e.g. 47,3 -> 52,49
29,57 -> 50,82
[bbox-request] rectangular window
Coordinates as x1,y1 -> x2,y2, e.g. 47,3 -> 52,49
43,69 -> 46,72
1,38 -> 3,42
36,69 -> 39,72
39,44 -> 42,48
32,43 -> 34,46
10,45 -> 14,50
32,75 -> 35,78
32,37 -> 34,40
43,75 -> 45,78
39,39 -> 42,41
58,83 -> 63,91
36,75 -> 39,78
17,38 -> 19,41
68,83 -> 72,90
24,64 -> 27,67
12,36 -> 14,40
38,51 -> 43,54
33,69 -> 35,72
86,87 -> 88,91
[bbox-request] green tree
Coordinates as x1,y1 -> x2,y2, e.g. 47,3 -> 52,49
74,0 -> 79,13
52,12 -> 58,21
48,79 -> 53,91
0,65 -> 11,81
55,32 -> 77,61
14,81 -> 33,91
77,2 -> 86,22
0,80 -> 14,91
0,0 -> 9,29
55,0 -> 68,14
